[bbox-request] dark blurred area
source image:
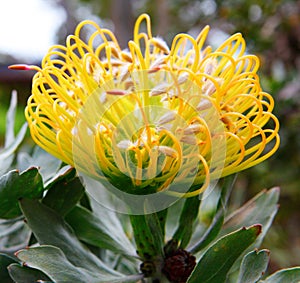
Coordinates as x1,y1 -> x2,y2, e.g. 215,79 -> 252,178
0,0 -> 299,272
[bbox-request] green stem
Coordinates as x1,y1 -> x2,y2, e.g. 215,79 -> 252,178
130,214 -> 158,260
130,209 -> 168,277
130,210 -> 167,259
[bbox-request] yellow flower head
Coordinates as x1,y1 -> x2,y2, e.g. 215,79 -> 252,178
22,14 -> 279,205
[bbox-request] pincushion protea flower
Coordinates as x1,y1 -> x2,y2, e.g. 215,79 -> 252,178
14,14 -> 279,199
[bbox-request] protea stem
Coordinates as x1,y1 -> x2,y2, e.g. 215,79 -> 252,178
130,209 -> 167,277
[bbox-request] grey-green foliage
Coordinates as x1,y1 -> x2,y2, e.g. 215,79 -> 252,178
0,91 -> 27,175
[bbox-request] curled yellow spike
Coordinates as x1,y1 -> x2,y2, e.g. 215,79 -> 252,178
24,13 -> 279,202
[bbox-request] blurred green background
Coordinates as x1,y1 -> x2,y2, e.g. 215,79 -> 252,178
0,0 -> 299,273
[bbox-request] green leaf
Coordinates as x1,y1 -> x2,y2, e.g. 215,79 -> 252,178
5,90 -> 19,146
187,224 -> 262,283
0,168 -> 44,219
66,205 -> 136,256
0,218 -> 31,253
44,165 -> 76,189
188,175 -> 236,254
223,187 -> 279,247
237,249 -> 270,283
89,197 -> 138,254
15,245 -> 139,283
173,196 -> 201,249
43,177 -> 85,216
0,124 -> 27,175
8,263 -> 51,283
17,146 -> 61,183
261,267 -> 300,283
188,209 -> 224,254
216,174 -> 237,211
0,253 -> 17,283
220,187 -> 279,278
0,91 -> 27,175
19,198 -> 123,277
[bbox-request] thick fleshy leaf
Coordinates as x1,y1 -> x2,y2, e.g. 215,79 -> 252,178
15,245 -> 141,283
17,146 -> 61,183
237,249 -> 270,283
0,218 -> 31,253
19,198 -> 123,277
8,263 -> 51,283
43,177 -> 85,216
66,205 -> 136,256
0,253 -> 17,283
0,168 -> 43,219
187,225 -> 262,283
261,267 -> 300,283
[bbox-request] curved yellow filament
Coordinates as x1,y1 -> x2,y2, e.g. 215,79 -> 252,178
24,13 -> 280,198
134,13 -> 152,43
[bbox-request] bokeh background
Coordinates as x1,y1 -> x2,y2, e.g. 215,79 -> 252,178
0,0 -> 299,273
